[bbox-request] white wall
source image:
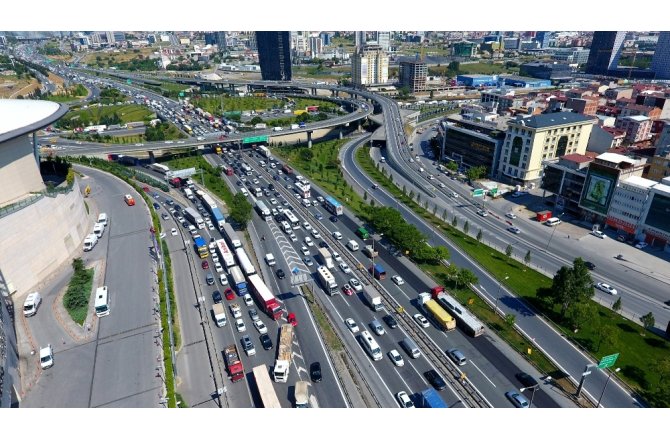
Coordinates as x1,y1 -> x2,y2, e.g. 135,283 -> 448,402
0,136 -> 45,206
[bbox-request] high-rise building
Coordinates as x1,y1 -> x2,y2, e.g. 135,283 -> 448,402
585,31 -> 626,75
309,36 -> 323,59
375,31 -> 391,51
651,31 -> 670,80
352,45 -> 388,87
399,59 -> 427,92
256,31 -> 292,81
205,32 -> 226,51
355,31 -> 366,48
535,31 -> 551,48
321,32 -> 331,47
105,31 -> 115,45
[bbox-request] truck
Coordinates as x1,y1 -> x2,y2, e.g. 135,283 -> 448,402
224,166 -> 234,176
362,245 -> 378,259
363,288 -> 382,311
370,263 -> 386,280
356,227 -> 370,240
248,274 -> 283,320
317,248 -> 334,269
273,324 -> 293,382
183,188 -> 194,200
282,164 -> 293,175
229,266 -> 248,296
254,123 -> 267,129
222,223 -> 242,249
193,235 -> 209,259
258,145 -> 271,159
169,177 -> 183,188
255,200 -> 271,220
210,206 -> 226,230
212,303 -> 227,327
420,388 -> 448,408
295,381 -> 309,408
290,123 -> 300,130
418,292 -> 456,331
183,207 -> 204,229
224,344 -> 244,382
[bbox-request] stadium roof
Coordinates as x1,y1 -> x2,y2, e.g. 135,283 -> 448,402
0,100 -> 68,143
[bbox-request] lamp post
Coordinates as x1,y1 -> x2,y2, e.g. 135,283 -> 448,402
597,367 -> 620,408
545,212 -> 565,251
370,233 -> 383,281
520,384 -> 539,408
495,275 -> 509,316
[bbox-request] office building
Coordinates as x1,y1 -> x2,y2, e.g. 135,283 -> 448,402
399,59 -> 427,92
375,31 -> 391,51
654,121 -> 670,156
541,154 -> 593,216
355,31 -> 366,48
256,31 -> 292,81
606,175 -> 656,237
641,181 -> 670,250
552,47 -> 591,65
615,115 -> 652,144
309,36 -> 323,58
452,41 -> 478,58
480,89 -> 524,114
321,32 -> 331,46
519,62 -> 572,81
585,31 -> 626,75
651,31 -> 670,80
646,154 -> 670,182
535,31 -> 551,48
352,45 -> 388,86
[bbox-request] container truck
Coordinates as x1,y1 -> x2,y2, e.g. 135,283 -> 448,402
273,324 -> 294,382
224,344 -> 244,382
248,274 -> 283,320
418,292 -> 456,331
212,303 -> 227,327
229,266 -> 248,296
183,188 -> 194,200
235,248 -> 256,276
317,248 -> 334,269
222,223 -> 242,248
370,263 -> 386,280
210,206 -> 226,230
258,145 -> 271,158
362,245 -> 378,259
421,388 -> 448,408
183,207 -> 204,229
295,381 -> 309,408
193,236 -> 209,259
363,288 -> 382,311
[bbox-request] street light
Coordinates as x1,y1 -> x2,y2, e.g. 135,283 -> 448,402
597,367 -> 621,408
545,212 -> 565,251
370,233 -> 383,280
520,384 -> 539,408
494,275 -> 509,316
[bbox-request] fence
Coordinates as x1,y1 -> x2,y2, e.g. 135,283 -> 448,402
0,183 -> 74,220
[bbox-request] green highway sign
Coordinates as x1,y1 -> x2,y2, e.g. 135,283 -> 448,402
126,79 -> 132,84
598,353 -> 619,369
472,189 -> 484,197
179,92 -> 184,97
242,135 -> 269,144
489,188 -> 498,196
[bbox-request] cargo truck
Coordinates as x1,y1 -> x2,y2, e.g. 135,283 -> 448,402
229,266 -> 248,296
418,292 -> 456,331
317,247 -> 334,269
295,381 -> 309,408
362,245 -> 378,259
183,207 -> 204,229
370,263 -> 386,280
224,344 -> 244,382
421,388 -> 448,408
248,274 -> 283,320
212,303 -> 227,327
273,324 -> 293,382
363,288 -> 382,311
183,188 -> 194,200
290,123 -> 300,130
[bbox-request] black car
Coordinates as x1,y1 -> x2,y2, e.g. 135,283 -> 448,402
383,314 -> 398,329
268,184 -> 275,191
310,362 -> 322,382
174,204 -> 182,211
425,369 -> 447,391
260,334 -> 273,350
585,261 -> 596,270
329,215 -> 338,223
181,220 -> 189,228
276,269 -> 286,279
153,202 -> 161,210
515,372 -> 539,388
274,191 -> 281,197
319,241 -> 329,249
212,290 -> 222,303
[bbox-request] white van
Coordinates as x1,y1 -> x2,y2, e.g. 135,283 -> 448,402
83,233 -> 98,251
94,286 -> 110,317
240,187 -> 249,197
23,292 -> 42,317
93,222 -> 104,238
97,213 -> 108,226
281,221 -> 291,234
301,198 -> 311,208
40,345 -> 54,369
545,217 -> 562,226
265,253 -> 276,266
347,240 -> 359,251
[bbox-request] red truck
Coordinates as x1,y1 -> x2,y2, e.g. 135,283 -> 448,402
248,274 -> 283,320
224,167 -> 234,176
224,344 -> 244,382
169,177 -> 183,188
430,285 -> 445,298
282,164 -> 293,175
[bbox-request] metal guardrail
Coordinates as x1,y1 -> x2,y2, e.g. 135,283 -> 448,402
0,183 -> 75,219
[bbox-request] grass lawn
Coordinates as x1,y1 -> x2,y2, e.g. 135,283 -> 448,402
292,98 -> 339,113
64,104 -> 153,125
82,47 -> 156,65
164,155 -> 234,206
63,261 -> 94,325
193,96 -> 283,114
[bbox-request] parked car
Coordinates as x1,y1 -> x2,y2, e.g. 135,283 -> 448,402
591,230 -> 606,239
515,372 -> 539,388
260,334 -> 273,350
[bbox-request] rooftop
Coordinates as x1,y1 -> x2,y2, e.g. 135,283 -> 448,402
597,152 -> 637,165
652,183 -> 670,196
0,100 -> 68,143
621,175 -> 658,189
624,115 -> 651,122
561,153 -> 594,164
509,112 -> 596,129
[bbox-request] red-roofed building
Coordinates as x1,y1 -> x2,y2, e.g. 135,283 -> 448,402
566,96 -> 600,115
587,125 -> 626,152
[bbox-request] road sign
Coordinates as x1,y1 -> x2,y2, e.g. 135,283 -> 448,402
126,79 -> 132,85
292,267 -> 300,275
472,189 -> 484,197
488,188 -> 498,196
179,92 -> 184,97
598,353 -> 619,369
242,135 -> 269,144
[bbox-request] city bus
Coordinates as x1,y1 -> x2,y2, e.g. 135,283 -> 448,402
149,163 -> 170,175
324,196 -> 343,216
283,209 -> 300,229
252,365 -> 282,408
358,330 -> 382,361
94,286 -> 110,317
235,247 -> 256,276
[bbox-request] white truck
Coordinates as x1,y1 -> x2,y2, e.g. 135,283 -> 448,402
83,233 -> 98,251
363,288 -> 382,312
317,247 -> 334,269
295,380 -> 309,408
290,123 -> 300,130
265,253 -> 276,266
183,188 -> 194,200
212,303 -> 227,327
273,324 -> 294,382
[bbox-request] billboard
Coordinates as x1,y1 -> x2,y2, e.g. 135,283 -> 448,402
644,191 -> 670,234
579,165 -> 618,215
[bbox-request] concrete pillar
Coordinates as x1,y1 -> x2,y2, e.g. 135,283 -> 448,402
33,132 -> 39,166
307,131 -> 313,148
339,130 -> 343,140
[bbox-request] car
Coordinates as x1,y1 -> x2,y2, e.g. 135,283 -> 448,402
300,245 -> 310,256
211,254 -> 220,263
314,212 -> 323,220
477,209 -> 488,217
276,268 -> 286,279
596,282 -> 618,295
289,233 -> 298,242
396,391 -> 414,408
584,261 -> 596,270
391,275 -> 405,286
177,216 -> 184,223
383,314 -> 398,329
332,231 -> 343,240
446,349 -> 467,366
505,391 -> 530,408
389,349 -> 404,367
287,312 -> 298,327
206,273 -> 215,286
508,226 -> 521,234
202,261 -> 209,270
39,345 -> 54,369
341,284 -> 354,296
635,242 -> 648,249
515,372 -> 539,388
591,230 -> 606,239
424,369 -> 447,391
260,334 -> 273,350
505,212 -> 517,219
616,235 -> 626,242
253,319 -> 268,335
304,237 -> 314,247
339,262 -> 351,274
348,278 -> 362,292
243,293 -> 254,306
439,182 -> 446,188
248,307 -> 259,321
332,251 -> 342,262
303,222 -> 312,230
212,290 -> 222,303
307,361 -> 323,383
235,319 -> 246,333
181,220 -> 189,228
345,318 -> 359,333
230,303 -> 242,318
330,215 -> 339,223
414,313 -> 430,328
303,256 -> 314,266
153,202 -> 161,210
214,262 -> 224,273
161,212 -> 169,220
171,228 -> 178,236
409,158 -> 414,163
311,230 -> 322,239
242,334 -> 256,356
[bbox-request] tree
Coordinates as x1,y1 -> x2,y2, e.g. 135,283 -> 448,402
299,148 -> 314,161
612,297 -> 622,312
567,301 -> 597,331
444,264 -> 459,285
363,191 -> 368,201
655,358 -> 670,385
524,250 -> 531,266
456,268 -> 478,290
547,258 -> 595,318
466,165 -> 487,181
596,325 -> 618,351
505,244 -> 513,259
452,216 -> 458,228
447,61 -> 460,73
229,192 -> 252,227
504,313 -> 516,328
249,116 -> 263,125
640,312 -> 655,330
476,229 -> 483,242
446,161 -> 458,172
463,220 -> 469,234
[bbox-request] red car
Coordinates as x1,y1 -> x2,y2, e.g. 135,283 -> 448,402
287,312 -> 298,327
202,261 -> 209,269
224,288 -> 235,301
142,186 -> 150,193
341,284 -> 354,296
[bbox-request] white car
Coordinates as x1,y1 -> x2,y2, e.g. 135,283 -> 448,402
332,231 -> 343,240
211,253 -> 220,263
311,229 -> 321,239
235,318 -> 246,333
332,251 -> 342,262
391,275 -> 405,286
635,242 -> 648,249
508,226 -> 521,234
591,230 -> 606,239
303,222 -> 312,230
349,278 -> 363,292
301,245 -> 310,256
389,349 -> 404,367
40,345 -> 54,369
505,212 -> 517,219
171,228 -> 178,236
339,262 -> 351,274
289,233 -> 298,242
207,221 -> 215,231
450,192 -> 458,198
243,294 -> 254,306
439,182 -> 446,188
253,320 -> 268,335
414,313 -> 430,328
345,318 -> 359,333
214,262 -> 224,273
477,209 -> 488,217
304,237 -> 314,247
270,198 -> 278,205
596,282 -> 618,295
396,391 -> 414,408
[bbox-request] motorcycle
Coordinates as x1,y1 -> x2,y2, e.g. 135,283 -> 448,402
615,254 -> 624,260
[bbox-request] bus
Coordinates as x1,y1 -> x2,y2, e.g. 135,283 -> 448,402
255,200 -> 271,220
434,291 -> 485,337
241,163 -> 252,174
316,266 -> 338,295
222,223 -> 242,249
215,239 -> 236,269
183,124 -> 193,134
252,365 -> 282,408
150,163 -> 170,175
235,247 -> 256,276
294,181 -> 311,199
358,330 -> 382,361
324,196 -> 343,216
94,286 -> 110,317
283,209 -> 300,229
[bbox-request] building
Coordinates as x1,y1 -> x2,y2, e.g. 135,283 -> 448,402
606,175 -> 656,237
604,87 -> 633,101
308,36 -> 323,58
535,31 -> 551,48
519,62 -> 572,81
498,112 -> 596,184
635,92 -> 670,119
639,179 -> 670,250
501,75 -> 551,88
615,115 -> 652,144
375,31 -> 391,51
552,47 -> 591,65
503,38 -> 520,51
651,31 -> 670,80
355,31 -> 366,48
457,74 -> 497,87
320,32 -> 331,46
587,126 -> 626,153
585,31 -> 626,75
452,41 -> 478,58
620,103 -> 662,121
565,96 -> 599,116
480,89 -> 526,114
655,121 -> 670,156
351,45 -> 388,86
646,154 -> 670,181
256,31 -> 292,81
541,154 -> 593,216
438,114 -> 507,173
399,59 -> 427,93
